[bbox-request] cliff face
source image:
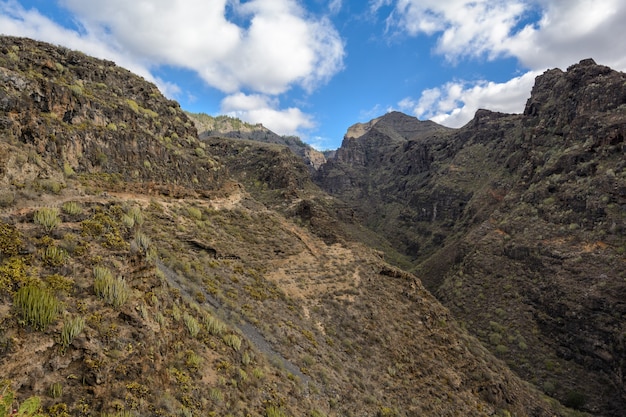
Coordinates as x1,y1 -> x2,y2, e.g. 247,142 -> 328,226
315,59 -> 626,416
187,112 -> 327,170
0,36 -> 224,196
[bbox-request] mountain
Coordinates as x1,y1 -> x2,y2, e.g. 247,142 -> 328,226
187,112 -> 327,170
0,36 -> 576,417
315,59 -> 626,416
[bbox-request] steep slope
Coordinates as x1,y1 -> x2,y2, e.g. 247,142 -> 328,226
187,112 -> 326,170
315,59 -> 626,416
0,36 -> 575,417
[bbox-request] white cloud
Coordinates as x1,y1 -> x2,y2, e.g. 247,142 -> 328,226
378,0 -> 626,128
399,70 -> 541,127
373,0 -> 626,71
220,92 -> 315,136
329,0 -> 343,15
56,0 -> 344,95
373,0 -> 527,61
504,0 -> 626,71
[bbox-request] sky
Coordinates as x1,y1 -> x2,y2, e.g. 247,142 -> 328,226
1,1 -> 625,150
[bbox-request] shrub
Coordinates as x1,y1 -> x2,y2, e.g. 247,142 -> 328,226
121,214 -> 135,229
131,232 -> 152,258
208,388 -> 223,404
0,256 -> 31,295
183,313 -> 200,338
204,314 -> 226,336
0,221 -> 22,256
60,315 -> 85,348
14,284 -> 60,330
186,207 -> 202,220
63,162 -> 75,177
41,246 -> 68,267
93,266 -> 113,281
266,406 -> 290,417
0,191 -> 15,208
127,207 -> 144,227
49,382 -> 63,399
185,351 -> 202,370
69,84 -> 83,96
44,274 -> 74,295
223,334 -> 242,351
34,208 -> 61,233
61,201 -> 82,216
94,270 -> 129,308
564,390 -> 586,409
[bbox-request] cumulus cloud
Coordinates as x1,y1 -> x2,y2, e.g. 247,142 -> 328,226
221,92 -> 315,136
377,0 -> 626,127
328,0 -> 343,14
504,0 -> 626,71
373,0 -> 527,61
58,0 -> 344,95
398,70 -> 541,127
373,0 -> 626,71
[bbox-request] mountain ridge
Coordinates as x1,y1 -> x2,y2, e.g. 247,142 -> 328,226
314,58 -> 626,416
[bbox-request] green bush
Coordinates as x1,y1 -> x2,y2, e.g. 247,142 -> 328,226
127,207 -> 144,227
94,270 -> 129,308
49,382 -> 63,399
34,208 -> 61,233
204,314 -> 226,336
61,201 -> 82,216
14,284 -> 60,330
93,266 -> 113,281
0,257 -> 31,295
186,207 -> 202,220
41,246 -> 68,267
183,313 -> 200,338
60,316 -> 85,348
208,388 -> 223,404
133,232 -> 151,253
266,406 -> 290,417
0,221 -> 22,257
223,334 -> 242,351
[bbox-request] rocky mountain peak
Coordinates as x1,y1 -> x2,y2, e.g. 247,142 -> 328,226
524,58 -> 625,127
344,116 -> 382,139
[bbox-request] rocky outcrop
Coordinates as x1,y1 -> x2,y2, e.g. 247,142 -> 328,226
188,112 -> 327,170
0,36 -> 225,193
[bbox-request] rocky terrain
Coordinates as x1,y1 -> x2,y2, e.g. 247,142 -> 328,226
0,36 -> 583,417
315,59 -> 626,416
188,112 -> 327,170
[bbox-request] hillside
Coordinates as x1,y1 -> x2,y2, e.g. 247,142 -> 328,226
315,59 -> 626,416
0,36 -> 579,417
187,112 -> 326,170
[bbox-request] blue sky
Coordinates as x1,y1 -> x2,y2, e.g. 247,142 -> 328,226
1,1 -> 625,150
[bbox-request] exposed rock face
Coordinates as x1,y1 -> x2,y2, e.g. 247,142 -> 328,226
0,36 -> 224,194
315,60 -> 626,416
188,112 -> 327,170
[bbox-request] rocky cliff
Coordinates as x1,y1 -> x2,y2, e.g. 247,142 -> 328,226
188,112 -> 327,170
315,59 -> 626,416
